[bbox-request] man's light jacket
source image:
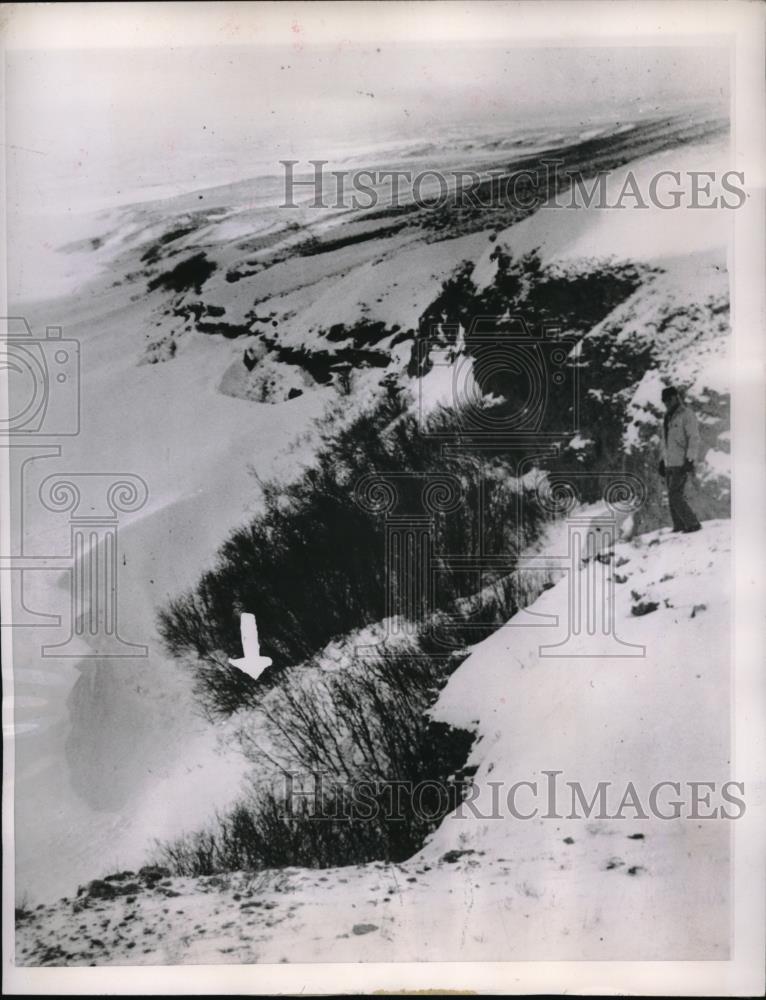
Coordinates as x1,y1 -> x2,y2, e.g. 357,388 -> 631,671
662,404 -> 701,468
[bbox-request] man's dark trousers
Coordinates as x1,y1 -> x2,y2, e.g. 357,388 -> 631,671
666,466 -> 701,532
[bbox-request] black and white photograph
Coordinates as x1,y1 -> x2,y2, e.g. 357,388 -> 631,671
2,2 -> 764,995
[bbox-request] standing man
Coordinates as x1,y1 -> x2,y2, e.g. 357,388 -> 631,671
658,385 -> 702,533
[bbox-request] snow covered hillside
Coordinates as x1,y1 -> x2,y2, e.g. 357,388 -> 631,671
9,109 -> 732,912
16,519 -> 732,965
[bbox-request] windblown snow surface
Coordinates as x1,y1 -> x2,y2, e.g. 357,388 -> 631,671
10,112 -> 733,963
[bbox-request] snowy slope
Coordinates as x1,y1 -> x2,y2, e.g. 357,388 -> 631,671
9,114 -> 732,912
11,286 -> 328,902
16,519 -> 732,964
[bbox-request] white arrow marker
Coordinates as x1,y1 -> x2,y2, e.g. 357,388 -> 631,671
228,612 -> 273,681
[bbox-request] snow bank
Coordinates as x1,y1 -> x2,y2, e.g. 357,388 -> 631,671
425,517 -> 731,958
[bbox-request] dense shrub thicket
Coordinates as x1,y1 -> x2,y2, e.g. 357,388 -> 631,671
409,251 -> 647,444
410,251 -> 729,525
157,645 -> 476,873
158,392 -> 550,715
147,252 -> 217,294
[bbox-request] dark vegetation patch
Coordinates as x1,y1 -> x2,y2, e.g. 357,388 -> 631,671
257,334 -> 391,383
406,251 -> 651,494
103,870 -> 136,882
172,300 -> 206,322
441,849 -> 476,863
157,393 -> 549,691
141,225 -> 198,264
324,319 -> 400,348
142,334 -> 177,364
196,320 -> 253,339
225,267 -> 253,284
295,221 -> 408,257
405,248 -> 729,530
630,592 -> 660,617
147,252 -> 217,294
157,652 -> 474,872
159,225 -> 198,246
